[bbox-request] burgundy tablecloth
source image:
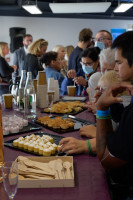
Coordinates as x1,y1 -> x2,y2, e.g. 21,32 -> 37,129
0,105 -> 111,200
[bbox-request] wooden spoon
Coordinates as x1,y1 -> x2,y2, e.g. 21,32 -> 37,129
48,160 -> 59,179
63,161 -> 72,179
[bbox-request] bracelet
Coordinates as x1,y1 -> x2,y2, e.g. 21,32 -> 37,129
96,109 -> 110,116
87,140 -> 92,155
96,115 -> 111,120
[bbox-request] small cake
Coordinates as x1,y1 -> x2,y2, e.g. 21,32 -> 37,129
13,139 -> 19,147
34,145 -> 39,153
39,146 -> 43,155
24,142 -> 28,150
28,143 -> 34,151
60,123 -> 69,130
18,140 -> 24,148
49,146 -> 55,155
52,143 -> 57,151
43,148 -> 51,156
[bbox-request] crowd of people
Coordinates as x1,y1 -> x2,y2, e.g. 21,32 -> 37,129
1,28 -> 133,200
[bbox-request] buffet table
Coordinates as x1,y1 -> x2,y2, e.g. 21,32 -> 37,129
0,105 -> 111,200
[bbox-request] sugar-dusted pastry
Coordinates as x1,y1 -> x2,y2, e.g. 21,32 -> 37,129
10,125 -> 19,133
23,119 -> 28,126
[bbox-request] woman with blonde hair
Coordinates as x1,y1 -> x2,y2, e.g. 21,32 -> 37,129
52,45 -> 68,76
0,42 -> 17,83
65,45 -> 74,63
0,42 -> 17,95
23,38 -> 48,78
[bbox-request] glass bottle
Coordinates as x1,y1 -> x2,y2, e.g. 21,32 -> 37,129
0,103 -> 4,183
24,72 -> 36,116
19,70 -> 27,111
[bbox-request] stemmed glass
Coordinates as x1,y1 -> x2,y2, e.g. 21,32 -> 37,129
2,161 -> 18,200
47,91 -> 55,117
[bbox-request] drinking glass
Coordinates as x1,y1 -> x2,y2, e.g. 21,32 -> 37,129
47,91 -> 55,117
2,161 -> 18,200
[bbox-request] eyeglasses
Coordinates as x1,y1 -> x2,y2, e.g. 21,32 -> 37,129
95,37 -> 110,42
80,61 -> 94,67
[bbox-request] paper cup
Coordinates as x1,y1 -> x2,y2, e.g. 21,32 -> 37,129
3,94 -> 13,109
37,71 -> 47,85
48,78 -> 55,91
67,86 -> 76,96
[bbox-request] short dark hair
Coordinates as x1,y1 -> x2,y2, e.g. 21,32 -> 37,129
41,51 -> 58,66
23,34 -> 33,40
111,31 -> 133,67
97,30 -> 112,40
81,47 -> 100,62
79,28 -> 93,42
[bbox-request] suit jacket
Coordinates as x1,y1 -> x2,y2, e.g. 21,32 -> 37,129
23,54 -> 44,79
13,47 -> 26,76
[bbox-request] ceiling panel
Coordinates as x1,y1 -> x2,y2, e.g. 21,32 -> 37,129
0,0 -> 133,20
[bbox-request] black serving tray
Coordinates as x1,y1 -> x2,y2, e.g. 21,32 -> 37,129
4,132 -> 65,156
62,96 -> 87,102
64,115 -> 96,126
41,107 -> 87,115
35,115 -> 83,134
3,122 -> 42,137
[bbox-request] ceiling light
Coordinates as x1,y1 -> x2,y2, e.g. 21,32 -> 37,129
49,2 -> 111,13
114,3 -> 133,12
22,0 -> 42,14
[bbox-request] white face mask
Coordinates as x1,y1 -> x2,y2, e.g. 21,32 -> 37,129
82,64 -> 94,75
94,41 -> 105,50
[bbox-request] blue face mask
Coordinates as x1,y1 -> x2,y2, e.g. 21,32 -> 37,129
94,41 -> 105,50
82,64 -> 94,75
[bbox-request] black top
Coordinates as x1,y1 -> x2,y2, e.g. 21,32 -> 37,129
23,54 -> 44,79
107,103 -> 133,185
0,56 -> 14,83
68,46 -> 83,72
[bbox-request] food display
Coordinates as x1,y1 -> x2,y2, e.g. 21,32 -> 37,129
3,115 -> 28,135
13,134 -> 60,156
36,116 -> 83,133
43,101 -> 85,114
37,116 -> 74,130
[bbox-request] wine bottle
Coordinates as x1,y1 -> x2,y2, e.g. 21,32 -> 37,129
19,70 -> 27,111
24,72 -> 36,115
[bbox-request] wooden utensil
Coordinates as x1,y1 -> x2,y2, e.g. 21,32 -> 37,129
63,161 -> 72,179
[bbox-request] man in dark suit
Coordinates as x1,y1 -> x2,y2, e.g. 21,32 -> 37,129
13,34 -> 33,76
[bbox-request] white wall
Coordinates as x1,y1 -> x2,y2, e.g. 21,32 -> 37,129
0,16 -> 133,62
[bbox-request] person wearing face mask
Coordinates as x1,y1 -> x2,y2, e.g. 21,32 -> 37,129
67,47 -> 101,96
94,30 -> 112,50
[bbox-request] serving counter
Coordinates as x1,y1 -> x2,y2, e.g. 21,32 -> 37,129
0,105 -> 111,200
